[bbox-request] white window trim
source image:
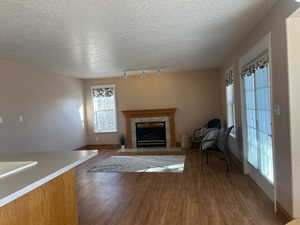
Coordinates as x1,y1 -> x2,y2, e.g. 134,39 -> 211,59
238,33 -> 277,209
90,84 -> 118,134
239,33 -> 274,175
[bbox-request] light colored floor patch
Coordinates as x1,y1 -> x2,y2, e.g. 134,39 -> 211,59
88,155 -> 185,173
118,147 -> 182,153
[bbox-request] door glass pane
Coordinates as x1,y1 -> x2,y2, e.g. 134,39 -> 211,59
255,66 -> 273,183
244,75 -> 258,168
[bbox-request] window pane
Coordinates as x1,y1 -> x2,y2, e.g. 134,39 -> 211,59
259,131 -> 273,183
92,86 -> 117,133
244,76 -> 258,168
226,83 -> 235,136
247,126 -> 258,168
255,67 -> 269,88
255,67 -> 273,183
245,90 -> 256,110
227,104 -> 233,126
226,85 -> 234,104
244,75 -> 255,91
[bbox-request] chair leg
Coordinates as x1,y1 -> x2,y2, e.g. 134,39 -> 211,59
226,160 -> 229,172
228,154 -> 232,171
206,152 -> 209,165
224,153 -> 231,172
201,151 -> 204,170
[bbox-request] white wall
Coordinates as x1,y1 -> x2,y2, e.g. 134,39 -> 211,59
287,13 -> 300,217
220,0 -> 300,215
0,60 -> 87,153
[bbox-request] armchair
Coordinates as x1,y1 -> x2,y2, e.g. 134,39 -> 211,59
200,126 -> 234,172
192,119 -> 221,144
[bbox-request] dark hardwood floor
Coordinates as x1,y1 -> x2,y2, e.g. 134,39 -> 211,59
76,149 -> 288,225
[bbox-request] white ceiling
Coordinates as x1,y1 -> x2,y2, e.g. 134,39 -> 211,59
0,0 -> 278,78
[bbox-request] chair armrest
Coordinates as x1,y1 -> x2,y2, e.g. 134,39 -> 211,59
193,127 -> 207,137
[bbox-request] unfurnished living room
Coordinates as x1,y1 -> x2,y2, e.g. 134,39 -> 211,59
1,0 -> 300,225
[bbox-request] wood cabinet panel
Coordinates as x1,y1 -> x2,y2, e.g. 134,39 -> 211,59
0,169 -> 78,225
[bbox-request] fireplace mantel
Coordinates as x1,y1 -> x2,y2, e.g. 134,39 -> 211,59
122,108 -> 177,148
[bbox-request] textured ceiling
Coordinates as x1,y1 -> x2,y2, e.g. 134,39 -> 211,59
0,0 -> 278,78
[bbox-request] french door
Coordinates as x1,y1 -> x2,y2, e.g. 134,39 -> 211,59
243,65 -> 274,198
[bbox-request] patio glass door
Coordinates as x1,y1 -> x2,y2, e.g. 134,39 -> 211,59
243,64 -> 274,196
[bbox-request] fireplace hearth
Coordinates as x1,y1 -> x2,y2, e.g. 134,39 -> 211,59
136,122 -> 167,147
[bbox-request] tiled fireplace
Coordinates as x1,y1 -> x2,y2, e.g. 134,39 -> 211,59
134,119 -> 168,148
122,108 -> 177,148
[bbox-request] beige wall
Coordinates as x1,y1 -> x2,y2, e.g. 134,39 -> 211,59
0,61 -> 87,153
287,14 -> 300,217
84,70 -> 222,145
219,0 -> 300,215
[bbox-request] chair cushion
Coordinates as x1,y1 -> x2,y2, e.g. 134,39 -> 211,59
202,129 -> 220,150
207,119 -> 221,129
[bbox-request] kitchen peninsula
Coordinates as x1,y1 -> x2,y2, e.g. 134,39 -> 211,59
0,150 -> 97,225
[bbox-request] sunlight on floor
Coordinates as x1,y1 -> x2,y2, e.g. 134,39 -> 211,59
137,163 -> 184,172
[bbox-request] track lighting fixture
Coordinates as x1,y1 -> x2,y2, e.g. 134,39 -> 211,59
120,68 -> 163,79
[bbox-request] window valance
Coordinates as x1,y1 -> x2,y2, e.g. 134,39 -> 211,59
92,87 -> 114,97
225,70 -> 234,87
241,52 -> 269,78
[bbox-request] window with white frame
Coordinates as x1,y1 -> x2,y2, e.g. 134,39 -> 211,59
91,85 -> 117,133
225,70 -> 236,136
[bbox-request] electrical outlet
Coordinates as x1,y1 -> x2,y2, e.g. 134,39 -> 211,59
96,136 -> 99,142
0,117 -> 3,124
19,115 -> 24,123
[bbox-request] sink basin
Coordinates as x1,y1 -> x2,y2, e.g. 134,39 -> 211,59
0,161 -> 38,179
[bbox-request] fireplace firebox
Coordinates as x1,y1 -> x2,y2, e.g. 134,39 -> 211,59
135,122 -> 167,147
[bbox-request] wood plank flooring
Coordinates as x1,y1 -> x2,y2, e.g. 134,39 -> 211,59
76,149 -> 288,225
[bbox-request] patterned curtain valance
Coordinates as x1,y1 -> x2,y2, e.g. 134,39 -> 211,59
225,70 -> 234,87
241,52 -> 269,78
92,87 -> 114,97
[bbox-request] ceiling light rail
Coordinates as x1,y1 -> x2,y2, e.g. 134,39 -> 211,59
121,69 -> 163,79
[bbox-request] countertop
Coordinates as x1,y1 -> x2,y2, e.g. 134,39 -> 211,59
0,150 -> 98,207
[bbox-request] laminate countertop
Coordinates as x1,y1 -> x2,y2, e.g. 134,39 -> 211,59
0,150 -> 98,207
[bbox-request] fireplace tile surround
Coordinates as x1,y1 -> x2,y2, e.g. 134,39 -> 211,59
132,117 -> 169,148
122,108 -> 177,148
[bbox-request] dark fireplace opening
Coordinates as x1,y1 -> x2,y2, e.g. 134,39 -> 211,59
136,122 -> 167,147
